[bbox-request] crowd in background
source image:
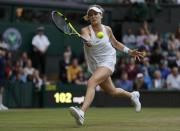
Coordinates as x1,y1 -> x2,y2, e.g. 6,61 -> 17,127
119,21 -> 180,91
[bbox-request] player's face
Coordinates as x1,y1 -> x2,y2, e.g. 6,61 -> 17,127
88,10 -> 102,25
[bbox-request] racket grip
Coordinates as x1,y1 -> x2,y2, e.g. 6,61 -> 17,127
79,35 -> 92,47
80,35 -> 89,42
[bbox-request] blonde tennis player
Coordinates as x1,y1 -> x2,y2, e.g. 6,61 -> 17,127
69,5 -> 144,126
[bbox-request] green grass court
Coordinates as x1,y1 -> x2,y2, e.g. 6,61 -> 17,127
0,108 -> 180,131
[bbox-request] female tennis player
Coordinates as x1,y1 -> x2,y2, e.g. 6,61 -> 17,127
69,5 -> 144,126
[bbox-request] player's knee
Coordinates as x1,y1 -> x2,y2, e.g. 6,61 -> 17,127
87,79 -> 97,89
88,76 -> 100,84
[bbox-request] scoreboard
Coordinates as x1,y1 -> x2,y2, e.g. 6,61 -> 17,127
42,84 -> 86,107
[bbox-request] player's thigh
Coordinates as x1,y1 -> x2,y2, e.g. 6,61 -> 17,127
89,67 -> 112,85
99,77 -> 116,93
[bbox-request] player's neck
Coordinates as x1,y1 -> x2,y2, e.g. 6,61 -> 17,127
91,23 -> 102,32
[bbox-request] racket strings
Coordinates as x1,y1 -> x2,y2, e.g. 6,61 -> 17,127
53,12 -> 75,35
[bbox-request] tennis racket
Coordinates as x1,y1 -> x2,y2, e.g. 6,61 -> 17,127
51,11 -> 88,42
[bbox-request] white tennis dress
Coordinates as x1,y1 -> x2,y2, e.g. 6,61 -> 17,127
84,25 -> 116,74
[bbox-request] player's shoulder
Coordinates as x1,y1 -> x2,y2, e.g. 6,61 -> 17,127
81,26 -> 89,31
105,26 -> 111,31
103,25 -> 112,34
103,25 -> 112,31
81,26 -> 90,33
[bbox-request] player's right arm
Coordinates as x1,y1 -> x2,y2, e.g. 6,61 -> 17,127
81,27 -> 92,47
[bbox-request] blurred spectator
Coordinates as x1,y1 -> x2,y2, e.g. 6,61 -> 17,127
133,73 -> 148,90
167,33 -> 180,53
148,32 -> 158,49
168,50 -> 180,68
0,33 -> 8,110
5,60 -> 12,80
153,34 -> 165,50
166,66 -> 180,90
142,21 -> 150,35
13,67 -> 26,82
142,70 -> 152,90
32,70 -> 44,108
141,21 -> 153,51
0,34 -> 9,52
31,26 -> 50,75
143,22 -> 158,48
140,57 -> 155,77
175,51 -> 180,68
5,51 -> 12,62
153,70 -> 165,89
122,28 -> 136,47
12,61 -> 21,78
150,46 -> 164,65
67,58 -> 82,83
140,57 -> 153,89
113,57 -> 126,79
59,51 -> 71,83
115,71 -> 133,91
125,58 -> 139,80
158,60 -> 170,79
19,52 -> 28,68
175,26 -> 180,39
74,71 -> 87,85
64,45 -> 73,60
24,59 -> 35,81
33,70 -> 43,91
136,27 -> 149,49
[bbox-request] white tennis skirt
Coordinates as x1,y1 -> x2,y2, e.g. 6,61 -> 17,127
87,61 -> 116,74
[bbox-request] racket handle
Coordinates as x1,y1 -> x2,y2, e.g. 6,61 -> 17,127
80,35 -> 92,47
80,35 -> 89,42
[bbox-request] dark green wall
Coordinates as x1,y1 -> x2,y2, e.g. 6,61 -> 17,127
4,82 -> 180,108
4,81 -> 34,108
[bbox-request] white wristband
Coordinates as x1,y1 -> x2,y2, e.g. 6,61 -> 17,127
123,47 -> 130,54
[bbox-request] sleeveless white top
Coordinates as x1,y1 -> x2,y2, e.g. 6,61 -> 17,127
84,25 -> 116,73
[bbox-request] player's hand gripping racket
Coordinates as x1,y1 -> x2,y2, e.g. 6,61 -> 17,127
51,11 -> 89,43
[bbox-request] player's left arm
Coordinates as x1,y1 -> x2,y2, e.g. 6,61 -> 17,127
106,26 -> 144,61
